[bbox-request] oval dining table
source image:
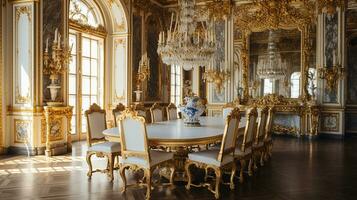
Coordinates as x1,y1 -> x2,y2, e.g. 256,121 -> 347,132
103,116 -> 246,181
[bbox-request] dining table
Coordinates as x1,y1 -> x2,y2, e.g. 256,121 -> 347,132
103,116 -> 246,181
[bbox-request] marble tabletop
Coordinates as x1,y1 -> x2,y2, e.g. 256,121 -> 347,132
103,116 -> 246,146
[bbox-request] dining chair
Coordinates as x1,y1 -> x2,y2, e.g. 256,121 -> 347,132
85,103 -> 121,182
234,106 -> 257,183
185,108 -> 241,199
166,103 -> 178,120
150,102 -> 163,123
252,106 -> 269,168
263,106 -> 275,161
118,108 -> 175,200
112,103 -> 125,127
222,102 -> 235,119
134,103 -> 148,121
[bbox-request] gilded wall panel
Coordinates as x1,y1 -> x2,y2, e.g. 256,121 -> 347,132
211,20 -> 226,103
13,4 -> 34,105
14,119 -> 31,143
113,37 -> 127,103
323,13 -> 338,103
320,113 -> 340,132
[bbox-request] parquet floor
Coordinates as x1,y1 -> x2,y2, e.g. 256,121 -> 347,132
1,137 -> 357,200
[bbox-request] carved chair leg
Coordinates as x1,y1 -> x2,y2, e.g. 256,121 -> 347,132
239,160 -> 245,183
107,154 -> 115,182
253,152 -> 258,170
86,152 -> 94,178
145,169 -> 152,200
169,165 -> 175,185
214,169 -> 222,199
230,163 -> 236,190
248,157 -> 253,176
119,166 -> 127,193
260,151 -> 265,166
185,163 -> 193,190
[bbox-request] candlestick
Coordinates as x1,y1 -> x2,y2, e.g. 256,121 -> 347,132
58,34 -> 61,49
45,38 -> 49,52
169,12 -> 174,33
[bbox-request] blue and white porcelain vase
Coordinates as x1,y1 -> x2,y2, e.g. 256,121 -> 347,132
179,96 -> 205,126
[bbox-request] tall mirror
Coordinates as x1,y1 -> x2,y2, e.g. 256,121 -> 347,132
248,28 -> 317,99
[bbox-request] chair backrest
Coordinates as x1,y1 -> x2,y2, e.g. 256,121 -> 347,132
85,103 -> 107,146
264,106 -> 275,140
118,108 -> 150,165
112,103 -> 126,127
150,103 -> 163,123
241,107 -> 258,151
222,102 -> 235,119
166,103 -> 178,120
218,108 -> 241,162
134,103 -> 148,120
255,106 -> 269,144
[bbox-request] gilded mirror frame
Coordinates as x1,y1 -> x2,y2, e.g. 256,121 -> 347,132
233,0 -> 316,104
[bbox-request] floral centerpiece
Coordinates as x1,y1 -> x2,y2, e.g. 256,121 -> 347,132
179,96 -> 206,126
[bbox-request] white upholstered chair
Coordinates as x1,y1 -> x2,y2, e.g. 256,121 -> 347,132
234,107 -> 257,183
118,108 -> 175,200
85,103 -> 121,182
150,103 -> 163,123
134,103 -> 148,121
222,102 -> 235,119
253,106 -> 269,167
264,106 -> 275,160
185,108 -> 241,199
112,103 -> 125,127
166,103 -> 178,120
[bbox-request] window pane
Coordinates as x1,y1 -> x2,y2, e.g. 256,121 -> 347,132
82,76 -> 90,95
91,95 -> 97,104
69,56 -> 77,74
70,116 -> 76,134
69,95 -> 76,115
82,58 -> 91,76
91,59 -> 98,76
91,78 -> 98,94
82,96 -> 91,111
69,75 -> 76,94
176,75 -> 181,85
82,38 -> 91,57
264,79 -> 273,95
82,116 -> 87,132
91,40 -> 98,58
69,34 -> 77,55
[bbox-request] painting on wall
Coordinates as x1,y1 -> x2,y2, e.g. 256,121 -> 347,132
211,20 -> 226,103
321,113 -> 339,132
146,16 -> 161,101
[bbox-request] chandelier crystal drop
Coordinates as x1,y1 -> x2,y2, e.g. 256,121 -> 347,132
257,30 -> 287,80
157,0 -> 216,71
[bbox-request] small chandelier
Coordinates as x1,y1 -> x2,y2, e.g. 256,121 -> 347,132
157,0 -> 216,71
257,30 -> 287,80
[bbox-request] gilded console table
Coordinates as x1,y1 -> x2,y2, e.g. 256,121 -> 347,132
43,106 -> 73,156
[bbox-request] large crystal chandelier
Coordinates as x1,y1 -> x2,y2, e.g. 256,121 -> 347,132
157,0 -> 216,71
257,30 -> 287,80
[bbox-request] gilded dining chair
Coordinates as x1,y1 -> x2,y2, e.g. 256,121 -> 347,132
150,102 -> 163,123
112,103 -> 125,127
253,106 -> 269,168
185,108 -> 241,199
222,102 -> 235,119
263,106 -> 275,160
118,108 -> 175,200
85,103 -> 121,182
234,107 -> 257,183
134,103 -> 148,121
166,103 -> 178,120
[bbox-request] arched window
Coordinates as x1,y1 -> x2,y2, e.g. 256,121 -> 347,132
69,0 -> 103,28
68,0 -> 105,138
263,79 -> 273,95
290,72 -> 301,98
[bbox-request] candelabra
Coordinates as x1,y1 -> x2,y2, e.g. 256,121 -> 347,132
318,50 -> 344,92
43,29 -> 72,104
134,54 -> 150,102
203,62 -> 229,93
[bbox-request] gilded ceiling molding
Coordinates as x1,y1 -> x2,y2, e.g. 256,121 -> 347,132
8,0 -> 39,3
316,0 -> 346,14
15,5 -> 31,21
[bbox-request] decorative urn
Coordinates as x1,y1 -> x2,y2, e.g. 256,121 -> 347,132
179,96 -> 206,126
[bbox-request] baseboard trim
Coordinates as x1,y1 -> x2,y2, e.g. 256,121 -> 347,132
318,133 -> 344,139
8,146 -> 46,156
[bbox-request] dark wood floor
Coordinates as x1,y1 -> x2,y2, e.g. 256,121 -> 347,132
0,137 -> 356,200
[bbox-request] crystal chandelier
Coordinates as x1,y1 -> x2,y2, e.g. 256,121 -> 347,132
157,0 -> 216,71
257,30 -> 287,80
